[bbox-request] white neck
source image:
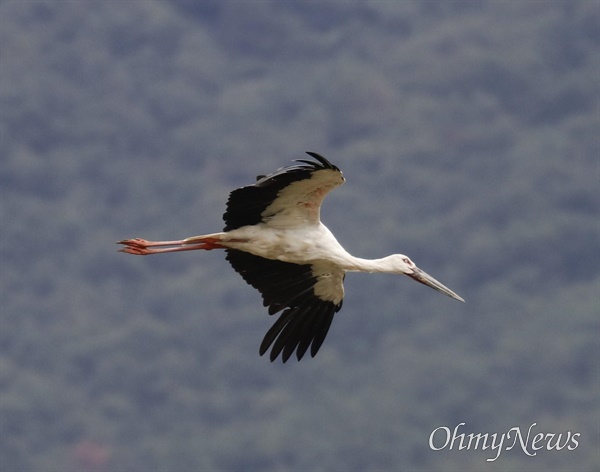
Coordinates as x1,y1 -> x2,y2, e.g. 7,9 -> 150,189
338,255 -> 398,273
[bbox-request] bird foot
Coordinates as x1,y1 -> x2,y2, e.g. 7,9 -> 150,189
118,238 -> 151,248
118,238 -> 154,255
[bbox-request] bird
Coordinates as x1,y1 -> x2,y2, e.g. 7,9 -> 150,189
118,152 -> 464,363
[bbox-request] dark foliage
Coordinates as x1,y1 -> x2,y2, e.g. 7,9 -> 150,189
1,1 -> 598,471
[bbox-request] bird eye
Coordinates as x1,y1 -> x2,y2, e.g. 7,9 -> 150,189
403,257 -> 411,265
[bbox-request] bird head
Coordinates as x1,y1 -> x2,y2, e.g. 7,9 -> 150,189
385,254 -> 465,302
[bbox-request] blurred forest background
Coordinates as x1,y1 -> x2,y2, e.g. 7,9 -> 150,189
1,1 -> 598,471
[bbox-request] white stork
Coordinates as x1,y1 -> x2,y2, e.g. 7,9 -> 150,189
119,152 -> 464,362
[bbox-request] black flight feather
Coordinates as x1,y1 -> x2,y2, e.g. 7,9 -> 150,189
223,152 -> 340,231
225,249 -> 341,362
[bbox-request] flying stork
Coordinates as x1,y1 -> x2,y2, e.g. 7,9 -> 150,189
118,152 -> 464,362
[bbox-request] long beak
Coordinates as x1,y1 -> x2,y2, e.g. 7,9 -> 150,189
408,267 -> 465,302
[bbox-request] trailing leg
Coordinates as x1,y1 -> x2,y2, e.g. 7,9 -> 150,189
118,233 -> 225,255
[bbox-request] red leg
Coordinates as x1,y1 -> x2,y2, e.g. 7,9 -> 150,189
118,236 -> 224,255
117,237 -> 187,248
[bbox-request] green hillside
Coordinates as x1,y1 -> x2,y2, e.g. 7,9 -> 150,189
1,1 -> 598,471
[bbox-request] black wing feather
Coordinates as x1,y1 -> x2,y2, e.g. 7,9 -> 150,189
225,249 -> 342,362
223,152 -> 340,231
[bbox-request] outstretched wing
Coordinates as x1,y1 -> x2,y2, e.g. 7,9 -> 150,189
225,249 -> 344,362
223,152 -> 345,231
